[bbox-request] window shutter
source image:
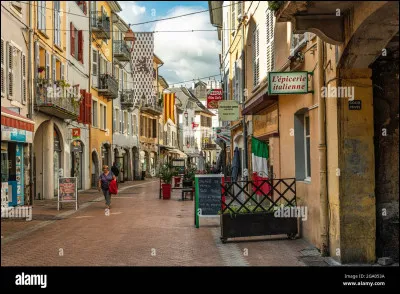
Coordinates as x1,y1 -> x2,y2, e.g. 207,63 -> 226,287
78,30 -> 83,63
266,10 -> 275,73
37,2 -> 41,30
1,39 -> 5,97
7,42 -> 14,100
45,51 -> 50,79
21,53 -> 26,104
78,89 -> 85,123
70,22 -> 75,57
86,93 -> 92,125
52,55 -> 56,81
61,63 -> 64,81
231,1 -> 235,31
34,41 -> 39,79
119,68 -> 123,89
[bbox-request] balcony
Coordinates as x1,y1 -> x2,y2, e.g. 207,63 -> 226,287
90,11 -> 110,40
141,103 -> 163,116
34,79 -> 80,119
98,74 -> 118,99
113,40 -> 131,62
121,90 -> 134,110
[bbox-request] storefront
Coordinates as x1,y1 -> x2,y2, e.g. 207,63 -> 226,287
1,107 -> 34,207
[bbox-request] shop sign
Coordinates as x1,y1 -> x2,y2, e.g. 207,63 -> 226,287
72,128 -> 81,139
268,71 -> 308,95
71,140 -> 83,153
219,100 -> 239,121
349,100 -> 362,110
207,89 -> 223,109
58,177 -> 78,210
1,126 -> 33,143
253,104 -> 278,137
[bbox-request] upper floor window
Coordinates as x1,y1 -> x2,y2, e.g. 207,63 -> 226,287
37,1 -> 46,31
70,23 -> 84,63
54,2 -> 61,47
265,9 -> 275,74
252,26 -> 260,87
92,99 -> 98,127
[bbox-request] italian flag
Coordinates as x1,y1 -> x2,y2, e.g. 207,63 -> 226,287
251,137 -> 269,173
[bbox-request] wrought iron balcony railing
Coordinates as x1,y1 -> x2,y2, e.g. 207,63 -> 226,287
98,74 -> 118,99
113,40 -> 131,61
90,11 -> 110,39
34,78 -> 80,119
141,103 -> 163,115
121,90 -> 134,109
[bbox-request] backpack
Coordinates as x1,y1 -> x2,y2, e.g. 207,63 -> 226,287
111,166 -> 120,177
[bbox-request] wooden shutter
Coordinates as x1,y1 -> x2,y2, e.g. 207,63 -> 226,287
78,30 -> 83,63
85,92 -> 92,124
21,53 -> 26,104
70,23 -> 75,57
78,89 -> 85,123
1,38 -> 4,97
266,10 -> 275,73
7,42 -> 13,100
45,51 -> 50,79
52,55 -> 56,81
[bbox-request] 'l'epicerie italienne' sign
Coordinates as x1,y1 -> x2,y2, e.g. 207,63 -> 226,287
268,72 -> 308,95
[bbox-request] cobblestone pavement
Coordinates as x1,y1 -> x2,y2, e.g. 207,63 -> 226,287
1,179 -> 312,266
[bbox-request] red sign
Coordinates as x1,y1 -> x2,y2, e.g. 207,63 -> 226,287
72,128 -> 80,139
207,89 -> 223,109
192,122 -> 199,129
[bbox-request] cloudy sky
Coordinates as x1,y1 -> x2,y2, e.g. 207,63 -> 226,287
117,1 -> 221,87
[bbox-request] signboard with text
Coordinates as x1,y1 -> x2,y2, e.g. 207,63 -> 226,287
58,177 -> 78,210
72,128 -> 81,139
207,89 -> 223,109
218,100 -> 239,121
268,71 -> 308,95
1,126 -> 33,143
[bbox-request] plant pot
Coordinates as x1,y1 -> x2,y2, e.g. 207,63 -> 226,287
161,183 -> 171,199
220,212 -> 298,240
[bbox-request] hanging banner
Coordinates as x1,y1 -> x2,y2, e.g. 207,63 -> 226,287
268,71 -> 308,95
207,89 -> 223,109
218,100 -> 239,121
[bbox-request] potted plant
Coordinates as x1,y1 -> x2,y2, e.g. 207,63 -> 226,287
159,163 -> 176,199
38,66 -> 46,74
183,167 -> 196,188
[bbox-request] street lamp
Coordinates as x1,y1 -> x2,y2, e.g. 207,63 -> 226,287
124,28 -> 136,51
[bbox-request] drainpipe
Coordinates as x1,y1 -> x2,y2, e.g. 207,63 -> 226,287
241,17 -> 248,181
317,37 -> 329,256
28,1 -> 34,204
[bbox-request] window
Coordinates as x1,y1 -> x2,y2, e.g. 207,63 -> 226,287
114,109 -> 119,132
92,49 -> 98,75
153,119 -> 157,138
252,26 -> 260,87
4,42 -> 26,103
100,104 -> 106,130
265,9 -> 275,74
119,109 -> 123,133
133,115 -> 137,135
92,100 -> 98,127
294,110 -> 311,181
70,23 -> 84,63
54,2 -> 61,47
37,1 -> 46,31
304,114 -> 311,180
140,115 -> 144,136
124,71 -> 128,90
124,111 -> 128,134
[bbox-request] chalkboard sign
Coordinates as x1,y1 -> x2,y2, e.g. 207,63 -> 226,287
195,174 -> 223,228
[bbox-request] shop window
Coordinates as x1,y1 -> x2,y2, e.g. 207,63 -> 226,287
294,109 -> 311,181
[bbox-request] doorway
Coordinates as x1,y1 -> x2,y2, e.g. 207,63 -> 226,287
71,140 -> 83,190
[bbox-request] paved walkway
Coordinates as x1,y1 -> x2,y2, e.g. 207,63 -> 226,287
1,179 -> 312,266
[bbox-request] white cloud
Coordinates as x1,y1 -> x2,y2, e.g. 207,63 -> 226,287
153,6 -> 221,86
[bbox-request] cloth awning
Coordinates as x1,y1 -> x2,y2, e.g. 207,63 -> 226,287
169,148 -> 187,158
1,107 -> 35,143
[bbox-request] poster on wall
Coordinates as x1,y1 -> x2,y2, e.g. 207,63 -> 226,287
207,89 -> 223,109
15,144 -> 23,205
58,177 -> 78,211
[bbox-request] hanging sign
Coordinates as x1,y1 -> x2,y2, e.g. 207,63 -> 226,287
72,128 -> 81,139
219,100 -> 239,121
268,71 -> 308,95
207,89 -> 223,109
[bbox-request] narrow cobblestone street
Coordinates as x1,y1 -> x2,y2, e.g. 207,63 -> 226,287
1,179 -> 311,266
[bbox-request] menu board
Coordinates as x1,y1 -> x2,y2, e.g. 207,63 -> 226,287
58,177 -> 78,210
195,175 -> 223,228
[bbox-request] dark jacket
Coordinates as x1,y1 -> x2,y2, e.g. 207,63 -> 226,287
111,165 -> 120,177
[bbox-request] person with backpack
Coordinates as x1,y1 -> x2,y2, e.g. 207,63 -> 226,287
111,162 -> 120,187
98,165 -> 116,209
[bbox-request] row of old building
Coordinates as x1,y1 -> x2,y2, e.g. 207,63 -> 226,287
1,1 -> 221,208
208,1 -> 398,264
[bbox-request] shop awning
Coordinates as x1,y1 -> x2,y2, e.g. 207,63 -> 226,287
1,107 -> 35,143
169,149 -> 187,158
1,107 -> 35,131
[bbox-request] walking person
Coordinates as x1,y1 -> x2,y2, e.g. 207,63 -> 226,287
111,162 -> 120,187
98,165 -> 116,209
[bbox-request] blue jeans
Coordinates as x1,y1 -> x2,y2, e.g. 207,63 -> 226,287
102,189 -> 111,206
